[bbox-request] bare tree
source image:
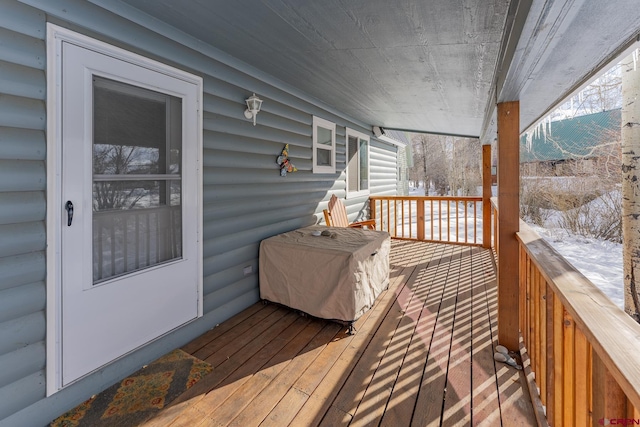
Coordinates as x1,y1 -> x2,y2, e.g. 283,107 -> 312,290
550,65 -> 622,120
410,133 -> 448,195
409,133 -> 481,196
447,137 -> 481,196
621,52 -> 640,321
93,144 -> 157,211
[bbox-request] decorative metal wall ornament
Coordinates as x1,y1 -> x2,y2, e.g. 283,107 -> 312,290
276,144 -> 297,176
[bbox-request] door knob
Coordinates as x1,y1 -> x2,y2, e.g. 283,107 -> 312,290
65,201 -> 74,226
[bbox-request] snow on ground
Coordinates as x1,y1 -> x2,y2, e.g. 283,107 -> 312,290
532,191 -> 624,309
529,224 -> 623,308
409,185 -> 426,196
408,183 -> 624,309
405,185 -> 482,244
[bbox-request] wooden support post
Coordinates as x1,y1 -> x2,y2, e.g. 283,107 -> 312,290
497,101 -> 520,350
482,144 -> 491,248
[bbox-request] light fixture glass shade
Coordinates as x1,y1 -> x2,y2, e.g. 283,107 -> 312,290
246,93 -> 262,111
244,93 -> 263,126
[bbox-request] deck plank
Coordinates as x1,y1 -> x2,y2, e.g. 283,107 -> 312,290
379,243 -> 449,426
147,241 -> 536,427
180,302 -> 268,354
326,257 -> 429,420
170,312 -> 305,425
144,310 -> 299,427
470,248 -> 502,426
226,322 -> 341,427
411,244 -> 460,426
441,247 -> 473,426
349,243 -> 444,426
192,303 -> 280,362
202,319 -> 326,426
290,263 -> 421,427
483,249 -> 537,425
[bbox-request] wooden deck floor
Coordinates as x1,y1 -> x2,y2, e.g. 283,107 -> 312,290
143,240 -> 536,427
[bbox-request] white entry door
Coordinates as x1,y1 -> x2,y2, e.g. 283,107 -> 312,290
49,28 -> 203,388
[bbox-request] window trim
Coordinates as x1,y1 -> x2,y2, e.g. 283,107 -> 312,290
312,116 -> 336,174
345,128 -> 371,199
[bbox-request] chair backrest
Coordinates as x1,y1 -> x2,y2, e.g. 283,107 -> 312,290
324,194 -> 350,227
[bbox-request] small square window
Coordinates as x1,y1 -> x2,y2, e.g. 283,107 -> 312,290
313,116 -> 336,174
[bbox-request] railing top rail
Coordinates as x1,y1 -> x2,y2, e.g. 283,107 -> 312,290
517,222 -> 640,410
369,195 -> 482,202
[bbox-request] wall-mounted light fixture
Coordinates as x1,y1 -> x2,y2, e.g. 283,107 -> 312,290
372,126 -> 385,138
244,93 -> 263,126
372,126 -> 407,147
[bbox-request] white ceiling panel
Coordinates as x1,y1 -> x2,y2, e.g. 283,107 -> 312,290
116,0 -> 640,139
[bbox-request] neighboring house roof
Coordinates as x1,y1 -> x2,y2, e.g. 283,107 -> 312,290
382,129 -> 414,168
384,130 -> 411,147
520,109 -> 621,163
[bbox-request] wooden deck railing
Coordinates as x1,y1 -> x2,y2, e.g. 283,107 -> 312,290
490,202 -> 640,425
491,197 -> 498,254
369,196 -> 483,246
518,224 -> 640,425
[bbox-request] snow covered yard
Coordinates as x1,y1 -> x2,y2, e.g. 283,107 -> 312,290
407,184 -> 624,309
527,191 -> 624,309
529,225 -> 623,308
400,186 -> 483,244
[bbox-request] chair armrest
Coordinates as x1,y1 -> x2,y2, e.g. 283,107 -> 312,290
323,209 -> 332,226
348,219 -> 376,230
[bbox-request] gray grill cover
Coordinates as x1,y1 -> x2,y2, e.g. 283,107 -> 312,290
259,225 -> 390,322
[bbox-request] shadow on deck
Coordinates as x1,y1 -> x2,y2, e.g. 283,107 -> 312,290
143,240 -> 536,427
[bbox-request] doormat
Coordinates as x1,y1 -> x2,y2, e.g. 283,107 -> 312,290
50,349 -> 212,427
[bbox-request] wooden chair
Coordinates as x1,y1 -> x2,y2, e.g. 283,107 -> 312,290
323,194 -> 376,229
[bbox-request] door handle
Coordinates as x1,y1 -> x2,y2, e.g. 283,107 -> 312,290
65,201 -> 74,226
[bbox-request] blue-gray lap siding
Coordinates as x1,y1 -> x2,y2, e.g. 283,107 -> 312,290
0,0 -> 398,425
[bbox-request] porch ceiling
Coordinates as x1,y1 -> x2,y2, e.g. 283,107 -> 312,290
116,0 -> 640,139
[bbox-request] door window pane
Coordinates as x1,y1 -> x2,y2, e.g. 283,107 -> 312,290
93,205 -> 182,282
92,77 -> 182,283
93,77 -> 182,176
92,180 -> 181,212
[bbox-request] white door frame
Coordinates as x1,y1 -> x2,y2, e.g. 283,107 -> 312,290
45,24 -> 203,395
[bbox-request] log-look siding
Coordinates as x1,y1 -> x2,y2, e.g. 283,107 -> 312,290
0,1 -> 48,422
0,0 -> 398,424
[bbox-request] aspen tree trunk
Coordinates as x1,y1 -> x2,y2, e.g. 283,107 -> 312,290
621,52 -> 640,321
421,138 -> 429,192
